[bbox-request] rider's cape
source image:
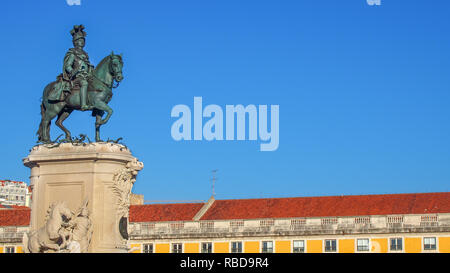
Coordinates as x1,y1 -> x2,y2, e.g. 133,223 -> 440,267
47,75 -> 71,101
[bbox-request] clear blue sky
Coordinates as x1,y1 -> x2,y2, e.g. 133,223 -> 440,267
2,0 -> 449,202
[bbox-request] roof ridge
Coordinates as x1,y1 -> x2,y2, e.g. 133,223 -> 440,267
194,196 -> 215,221
211,191 -> 450,202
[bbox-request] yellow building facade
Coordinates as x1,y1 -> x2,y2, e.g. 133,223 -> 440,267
2,192 -> 450,253
128,223 -> 450,253
128,193 -> 450,253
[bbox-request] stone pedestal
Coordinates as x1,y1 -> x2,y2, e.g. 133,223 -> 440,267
23,143 -> 143,253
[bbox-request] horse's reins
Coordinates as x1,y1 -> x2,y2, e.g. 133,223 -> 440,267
92,57 -> 121,89
92,74 -> 120,89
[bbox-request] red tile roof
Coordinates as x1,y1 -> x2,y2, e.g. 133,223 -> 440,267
128,192 -> 450,222
200,192 -> 450,220
0,180 -> 27,187
129,203 -> 204,222
1,192 -> 449,226
0,207 -> 30,226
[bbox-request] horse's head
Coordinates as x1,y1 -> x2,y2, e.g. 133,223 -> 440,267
109,51 -> 124,83
52,201 -> 73,223
93,51 -> 125,89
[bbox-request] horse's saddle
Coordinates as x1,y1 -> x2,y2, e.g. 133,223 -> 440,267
48,74 -> 97,102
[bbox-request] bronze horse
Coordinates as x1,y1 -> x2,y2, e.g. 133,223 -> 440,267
37,52 -> 123,143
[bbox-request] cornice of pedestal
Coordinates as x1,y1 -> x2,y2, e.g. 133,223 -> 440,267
23,142 -> 137,167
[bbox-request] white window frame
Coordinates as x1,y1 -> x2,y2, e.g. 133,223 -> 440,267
172,243 -> 183,253
389,237 -> 403,253
230,241 -> 243,253
261,240 -> 274,253
201,242 -> 213,253
292,240 -> 305,253
423,237 -> 437,252
324,239 -> 337,253
356,238 -> 370,252
5,246 -> 15,253
142,243 -> 153,253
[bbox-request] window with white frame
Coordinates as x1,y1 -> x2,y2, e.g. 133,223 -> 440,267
324,239 -> 337,252
231,241 -> 242,253
201,242 -> 212,253
390,238 -> 402,251
423,237 -> 436,250
262,241 -> 273,253
5,246 -> 15,253
293,240 -> 305,253
357,239 -> 370,252
143,243 -> 153,253
172,243 -> 183,253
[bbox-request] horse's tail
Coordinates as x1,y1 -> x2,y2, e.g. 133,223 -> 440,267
36,102 -> 46,141
37,83 -> 53,142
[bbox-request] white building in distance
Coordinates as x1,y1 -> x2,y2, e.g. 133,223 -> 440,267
0,180 -> 30,207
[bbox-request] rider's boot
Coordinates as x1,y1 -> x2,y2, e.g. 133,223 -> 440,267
80,82 -> 91,111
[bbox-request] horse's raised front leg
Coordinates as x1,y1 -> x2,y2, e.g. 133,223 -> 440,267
93,101 -> 113,126
55,109 -> 73,141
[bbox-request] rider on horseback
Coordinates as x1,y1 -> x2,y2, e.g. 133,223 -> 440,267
38,25 -> 124,143
49,25 -> 93,111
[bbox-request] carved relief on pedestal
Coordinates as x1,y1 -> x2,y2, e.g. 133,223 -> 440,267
111,158 -> 144,240
24,199 -> 93,253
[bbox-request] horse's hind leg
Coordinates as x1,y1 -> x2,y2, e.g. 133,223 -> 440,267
38,118 -> 51,143
40,106 -> 61,143
55,109 -> 73,141
95,114 -> 102,142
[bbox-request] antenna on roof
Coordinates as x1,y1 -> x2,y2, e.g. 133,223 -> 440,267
211,169 -> 218,197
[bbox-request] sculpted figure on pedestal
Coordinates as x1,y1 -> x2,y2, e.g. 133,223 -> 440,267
67,199 -> 93,253
112,158 -> 144,240
24,199 -> 93,253
24,201 -> 73,253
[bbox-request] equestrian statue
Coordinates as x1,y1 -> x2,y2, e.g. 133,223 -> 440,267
37,25 -> 124,143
